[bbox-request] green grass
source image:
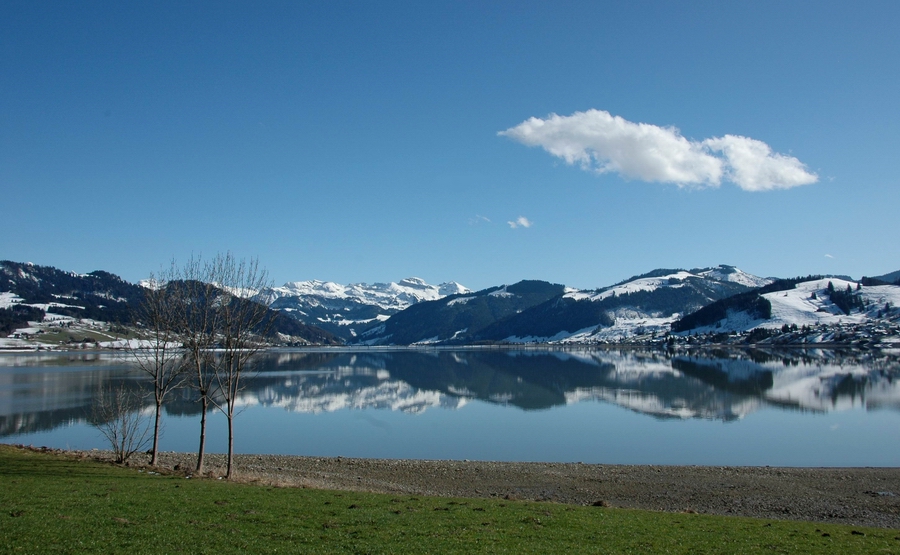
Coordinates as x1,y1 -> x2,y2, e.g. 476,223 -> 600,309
1,445 -> 898,554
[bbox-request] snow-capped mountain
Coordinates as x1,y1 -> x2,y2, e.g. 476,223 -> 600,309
263,277 -> 471,340
266,277 -> 469,311
6,258 -> 898,348
355,266 -> 771,346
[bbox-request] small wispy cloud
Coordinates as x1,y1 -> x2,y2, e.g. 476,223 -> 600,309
499,109 -> 818,192
825,254 -> 835,259
469,215 -> 492,225
507,216 -> 532,229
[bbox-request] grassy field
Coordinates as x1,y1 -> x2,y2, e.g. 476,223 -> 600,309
1,445 -> 898,554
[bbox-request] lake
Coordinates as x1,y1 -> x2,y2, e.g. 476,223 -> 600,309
2,347 -> 899,467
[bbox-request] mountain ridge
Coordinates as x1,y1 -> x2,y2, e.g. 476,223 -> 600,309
468,266 -> 768,344
356,279 -> 568,345
3,259 -> 899,348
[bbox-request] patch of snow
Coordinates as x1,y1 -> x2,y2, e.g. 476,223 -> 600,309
91,292 -> 129,303
411,336 -> 441,345
697,265 -> 773,289
489,286 -> 514,298
397,277 -> 430,289
439,282 -> 470,296
0,292 -> 23,309
448,385 -> 474,396
138,278 -> 163,290
98,338 -> 181,350
0,337 -> 33,349
449,328 -> 468,340
447,296 -> 475,306
26,302 -> 84,312
213,283 -> 262,300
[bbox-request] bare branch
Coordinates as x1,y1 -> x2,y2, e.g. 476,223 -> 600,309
89,383 -> 152,464
204,253 -> 274,478
171,252 -> 274,477
127,260 -> 191,465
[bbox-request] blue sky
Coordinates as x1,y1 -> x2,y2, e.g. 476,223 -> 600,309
2,1 -> 898,291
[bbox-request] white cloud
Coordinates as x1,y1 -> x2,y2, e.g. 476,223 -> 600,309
507,216 -> 532,229
499,109 -> 818,191
703,135 -> 819,191
825,254 -> 835,259
469,215 -> 492,225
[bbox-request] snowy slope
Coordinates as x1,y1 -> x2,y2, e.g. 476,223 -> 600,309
763,279 -> 900,328
0,292 -> 23,309
494,265 -> 769,344
564,266 -> 770,303
698,265 -> 773,288
564,270 -> 698,302
681,278 -> 900,334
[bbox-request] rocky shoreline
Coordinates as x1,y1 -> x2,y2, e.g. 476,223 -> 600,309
64,449 -> 900,530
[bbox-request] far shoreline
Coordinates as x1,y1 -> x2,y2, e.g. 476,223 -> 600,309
1,342 -> 896,353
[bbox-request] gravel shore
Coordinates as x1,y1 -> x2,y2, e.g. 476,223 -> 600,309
71,450 -> 900,530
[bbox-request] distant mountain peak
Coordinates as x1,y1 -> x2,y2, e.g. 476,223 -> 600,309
695,265 -> 773,289
263,277 -> 472,341
397,277 -> 429,288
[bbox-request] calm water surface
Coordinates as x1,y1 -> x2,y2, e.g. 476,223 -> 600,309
2,347 -> 898,466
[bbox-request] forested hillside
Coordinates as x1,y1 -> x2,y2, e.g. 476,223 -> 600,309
0,261 -> 338,344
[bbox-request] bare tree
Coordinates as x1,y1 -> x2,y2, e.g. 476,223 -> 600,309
128,262 -> 189,466
205,253 -> 274,479
89,382 -> 152,464
175,253 -> 274,478
175,255 -> 221,475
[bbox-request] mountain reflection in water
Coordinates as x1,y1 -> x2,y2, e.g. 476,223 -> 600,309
2,348 -> 899,440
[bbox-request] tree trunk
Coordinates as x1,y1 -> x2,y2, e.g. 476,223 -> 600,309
226,410 -> 235,479
150,401 -> 162,466
196,394 -> 208,474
